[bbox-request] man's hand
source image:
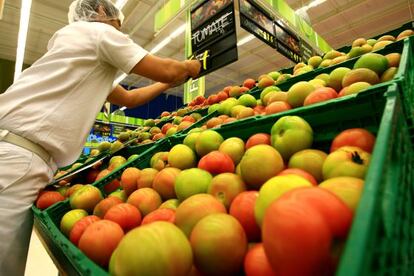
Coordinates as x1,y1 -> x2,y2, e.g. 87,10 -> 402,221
185,59 -> 202,79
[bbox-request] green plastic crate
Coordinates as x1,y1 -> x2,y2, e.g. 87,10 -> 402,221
337,21 -> 414,54
35,84 -> 413,275
337,86 -> 414,276
247,39 -> 405,98
392,36 -> 414,141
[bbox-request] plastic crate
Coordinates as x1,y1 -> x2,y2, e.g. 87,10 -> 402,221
337,86 -> 414,275
392,36 -> 414,141
247,39 -> 405,98
36,83 -> 413,275
34,205 -> 107,276
337,21 -> 414,54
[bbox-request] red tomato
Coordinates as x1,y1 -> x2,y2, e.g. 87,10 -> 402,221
277,168 -> 318,186
330,128 -> 376,153
217,91 -> 229,102
161,123 -> 174,134
182,116 -> 196,123
141,208 -> 176,225
265,101 -> 292,115
93,196 -> 123,218
36,191 -> 65,210
263,199 -> 332,275
160,111 -> 170,117
304,87 -> 337,106
207,95 -> 219,105
245,133 -> 271,149
243,78 -> 256,89
244,243 -> 276,276
198,151 -> 235,174
206,117 -> 223,129
279,187 -> 353,238
104,203 -> 142,232
229,191 -> 261,242
78,220 -> 124,267
69,215 -> 100,246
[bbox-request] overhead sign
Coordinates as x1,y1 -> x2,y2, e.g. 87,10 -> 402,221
189,0 -> 238,77
274,20 -> 302,63
300,39 -> 315,62
239,0 -> 275,48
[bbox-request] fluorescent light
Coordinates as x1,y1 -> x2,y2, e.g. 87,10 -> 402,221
120,106 -> 127,111
237,34 -> 255,46
14,0 -> 32,82
115,0 -> 128,9
0,0 -> 5,20
150,23 -> 186,54
296,0 -> 327,13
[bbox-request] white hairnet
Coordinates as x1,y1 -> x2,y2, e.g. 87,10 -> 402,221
68,0 -> 124,24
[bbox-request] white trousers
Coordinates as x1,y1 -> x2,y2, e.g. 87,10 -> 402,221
0,141 -> 55,276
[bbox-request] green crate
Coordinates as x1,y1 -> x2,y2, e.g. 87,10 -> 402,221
247,39 -> 405,98
337,86 -> 414,276
337,21 -> 414,54
36,83 -> 412,275
32,142 -> 158,216
34,204 -> 107,276
393,37 -> 414,141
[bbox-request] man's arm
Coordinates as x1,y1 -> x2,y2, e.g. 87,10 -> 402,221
107,83 -> 170,109
129,54 -> 201,84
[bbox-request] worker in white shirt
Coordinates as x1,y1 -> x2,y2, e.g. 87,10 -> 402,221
0,0 -> 201,274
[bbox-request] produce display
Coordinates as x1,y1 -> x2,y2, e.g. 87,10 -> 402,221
38,113 -> 377,275
33,26 -> 414,276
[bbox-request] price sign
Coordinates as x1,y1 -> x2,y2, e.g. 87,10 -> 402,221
239,0 -> 276,48
190,0 -> 238,77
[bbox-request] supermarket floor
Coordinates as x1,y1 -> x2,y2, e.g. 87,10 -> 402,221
25,229 -> 58,276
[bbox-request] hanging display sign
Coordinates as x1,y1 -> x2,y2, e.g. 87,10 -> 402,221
274,20 -> 302,63
239,0 -> 275,48
189,0 -> 238,77
300,38 -> 315,62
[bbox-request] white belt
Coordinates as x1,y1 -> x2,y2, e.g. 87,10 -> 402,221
0,129 -> 52,166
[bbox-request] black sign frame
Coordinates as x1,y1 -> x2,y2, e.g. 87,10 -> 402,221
190,0 -> 238,77
274,20 -> 302,63
239,0 -> 276,48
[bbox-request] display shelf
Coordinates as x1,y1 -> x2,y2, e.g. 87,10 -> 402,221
34,82 -> 414,276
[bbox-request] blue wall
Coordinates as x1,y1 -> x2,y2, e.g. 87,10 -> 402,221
111,92 -> 184,119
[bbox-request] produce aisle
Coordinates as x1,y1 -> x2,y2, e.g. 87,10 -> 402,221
32,24 -> 414,276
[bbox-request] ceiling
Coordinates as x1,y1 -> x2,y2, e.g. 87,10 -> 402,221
0,0 -> 413,98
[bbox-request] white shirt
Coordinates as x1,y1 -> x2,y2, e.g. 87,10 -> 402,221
0,21 -> 148,167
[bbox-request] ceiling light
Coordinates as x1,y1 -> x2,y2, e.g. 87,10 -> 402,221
296,0 -> 327,13
115,0 -> 128,9
119,106 -> 127,111
0,0 -> 5,20
237,34 -> 255,46
14,0 -> 32,82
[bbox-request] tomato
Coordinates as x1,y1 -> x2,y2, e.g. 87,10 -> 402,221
229,191 -> 261,242
244,243 -> 276,276
69,215 -> 100,246
330,128 -> 376,153
141,208 -> 176,225
36,191 -> 65,210
104,203 -> 142,232
198,151 -> 235,174
245,133 -> 271,149
78,220 -> 124,267
263,199 -> 332,275
277,168 -> 318,186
